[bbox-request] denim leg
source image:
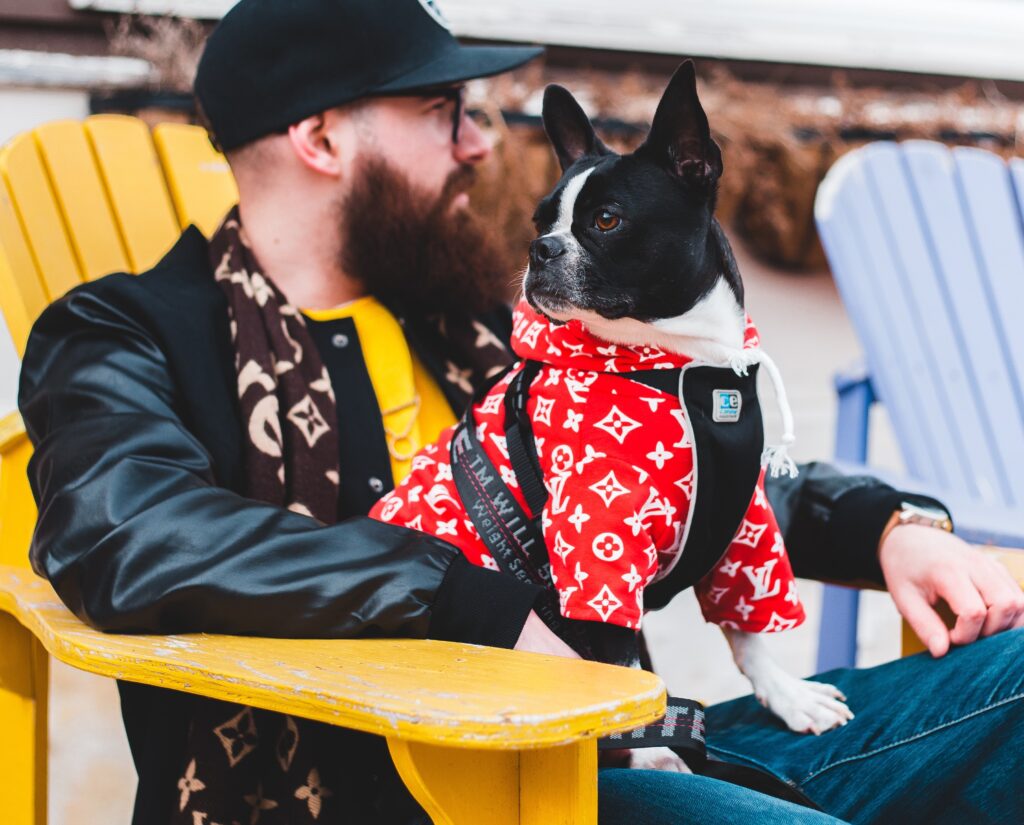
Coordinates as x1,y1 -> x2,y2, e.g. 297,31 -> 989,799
705,628 -> 1024,825
598,769 -> 850,824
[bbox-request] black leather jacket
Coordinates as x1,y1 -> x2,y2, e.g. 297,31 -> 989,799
18,227 -> 917,822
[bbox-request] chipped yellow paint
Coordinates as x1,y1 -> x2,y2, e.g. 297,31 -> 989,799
0,568 -> 665,748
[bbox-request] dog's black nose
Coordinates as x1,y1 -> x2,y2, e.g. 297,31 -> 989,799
529,235 -> 566,267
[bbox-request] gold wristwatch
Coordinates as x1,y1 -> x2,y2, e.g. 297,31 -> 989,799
879,500 -> 953,547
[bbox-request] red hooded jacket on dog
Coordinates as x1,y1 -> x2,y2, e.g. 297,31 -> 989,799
371,301 -> 805,634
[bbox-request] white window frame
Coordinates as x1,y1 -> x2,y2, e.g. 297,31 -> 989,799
67,0 -> 1024,82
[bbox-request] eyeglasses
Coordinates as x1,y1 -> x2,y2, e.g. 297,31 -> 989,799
376,84 -> 467,144
275,85 -> 468,144
438,85 -> 466,144
413,85 -> 466,143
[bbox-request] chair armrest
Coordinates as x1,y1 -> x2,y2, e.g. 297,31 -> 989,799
833,361 -> 875,464
834,461 -> 1024,549
833,360 -> 875,398
0,565 -> 665,748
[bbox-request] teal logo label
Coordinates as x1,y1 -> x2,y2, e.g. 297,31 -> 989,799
712,389 -> 741,423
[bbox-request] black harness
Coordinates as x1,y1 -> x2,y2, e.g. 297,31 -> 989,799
451,359 -> 765,626
449,358 -> 819,809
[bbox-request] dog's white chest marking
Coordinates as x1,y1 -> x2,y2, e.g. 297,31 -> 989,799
650,278 -> 745,359
572,276 -> 745,362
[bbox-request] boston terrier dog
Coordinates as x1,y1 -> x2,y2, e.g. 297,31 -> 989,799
371,61 -> 852,772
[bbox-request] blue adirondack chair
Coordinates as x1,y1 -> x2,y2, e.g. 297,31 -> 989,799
813,140 -> 1024,671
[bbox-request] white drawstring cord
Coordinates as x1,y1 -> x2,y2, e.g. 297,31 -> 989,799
676,347 -> 799,479
754,350 -> 799,479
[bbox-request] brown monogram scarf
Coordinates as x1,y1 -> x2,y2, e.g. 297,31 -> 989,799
209,206 -> 340,524
168,209 -> 512,825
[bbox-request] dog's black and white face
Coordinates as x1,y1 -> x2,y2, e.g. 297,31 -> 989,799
523,60 -> 746,355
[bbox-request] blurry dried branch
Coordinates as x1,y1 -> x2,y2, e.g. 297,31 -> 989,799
108,15 -> 206,93
475,62 -> 1024,270
96,21 -> 1024,271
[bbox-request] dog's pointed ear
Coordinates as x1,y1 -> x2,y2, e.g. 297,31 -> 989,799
542,84 -> 611,172
637,60 -> 722,189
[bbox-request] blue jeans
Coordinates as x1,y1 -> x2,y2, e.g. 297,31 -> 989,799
599,628 -> 1024,824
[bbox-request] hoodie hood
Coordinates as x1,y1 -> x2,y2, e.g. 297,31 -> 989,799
510,300 -> 760,374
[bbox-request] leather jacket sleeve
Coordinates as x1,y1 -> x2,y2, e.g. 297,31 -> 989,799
18,285 -> 539,645
766,462 -> 948,587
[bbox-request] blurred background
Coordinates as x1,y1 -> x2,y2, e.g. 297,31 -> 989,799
1,2 -> 1022,823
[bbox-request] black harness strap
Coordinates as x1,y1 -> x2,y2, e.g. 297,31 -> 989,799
503,360 -> 547,518
601,697 -> 706,759
451,408 -> 594,658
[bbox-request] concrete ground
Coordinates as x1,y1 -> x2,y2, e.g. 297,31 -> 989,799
21,229 -> 910,824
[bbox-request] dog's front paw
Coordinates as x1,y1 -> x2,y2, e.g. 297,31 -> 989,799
759,678 -> 854,735
628,746 -> 692,773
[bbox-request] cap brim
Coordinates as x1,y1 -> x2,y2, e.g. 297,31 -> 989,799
374,43 -> 543,93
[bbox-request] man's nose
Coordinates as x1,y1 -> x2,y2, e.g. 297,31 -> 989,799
453,115 -> 491,165
529,235 -> 567,267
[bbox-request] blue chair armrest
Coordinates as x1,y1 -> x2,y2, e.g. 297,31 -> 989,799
834,360 -> 876,464
834,462 -> 1024,549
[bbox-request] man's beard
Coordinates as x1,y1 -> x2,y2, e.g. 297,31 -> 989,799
339,156 -> 517,318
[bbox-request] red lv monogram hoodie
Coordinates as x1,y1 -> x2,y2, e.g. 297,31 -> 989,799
371,301 -> 805,634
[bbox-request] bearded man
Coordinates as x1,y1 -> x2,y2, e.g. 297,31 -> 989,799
18,1 -> 1024,824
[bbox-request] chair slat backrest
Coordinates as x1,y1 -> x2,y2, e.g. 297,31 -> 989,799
816,145 -> 959,489
816,141 -> 1024,507
0,181 -> 48,357
34,120 -> 131,282
0,116 -> 240,358
85,115 -> 181,273
153,123 -> 238,236
0,133 -> 83,303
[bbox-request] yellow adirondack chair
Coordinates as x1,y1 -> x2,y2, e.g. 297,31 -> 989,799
0,115 -> 666,825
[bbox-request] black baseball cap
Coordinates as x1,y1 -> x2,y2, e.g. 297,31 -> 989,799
195,0 -> 543,151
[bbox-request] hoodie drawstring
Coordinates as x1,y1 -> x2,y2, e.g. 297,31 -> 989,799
750,350 -> 798,479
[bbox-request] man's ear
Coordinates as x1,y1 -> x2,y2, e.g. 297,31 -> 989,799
287,111 -> 345,177
542,84 -> 611,172
636,60 -> 722,189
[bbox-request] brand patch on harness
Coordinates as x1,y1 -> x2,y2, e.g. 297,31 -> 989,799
712,389 -> 742,423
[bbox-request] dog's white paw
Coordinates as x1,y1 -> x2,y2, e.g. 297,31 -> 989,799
757,677 -> 854,735
628,746 -> 692,773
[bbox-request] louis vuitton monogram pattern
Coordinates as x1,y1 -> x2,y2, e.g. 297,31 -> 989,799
210,206 -> 340,525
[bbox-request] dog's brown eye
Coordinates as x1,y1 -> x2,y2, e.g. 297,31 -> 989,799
594,210 -> 620,231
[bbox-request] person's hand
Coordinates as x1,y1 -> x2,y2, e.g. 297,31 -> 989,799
513,610 -> 581,658
879,524 -> 1024,657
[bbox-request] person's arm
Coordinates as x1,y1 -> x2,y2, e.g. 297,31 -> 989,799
764,461 -> 939,586
767,462 -> 1024,656
19,283 -> 538,647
